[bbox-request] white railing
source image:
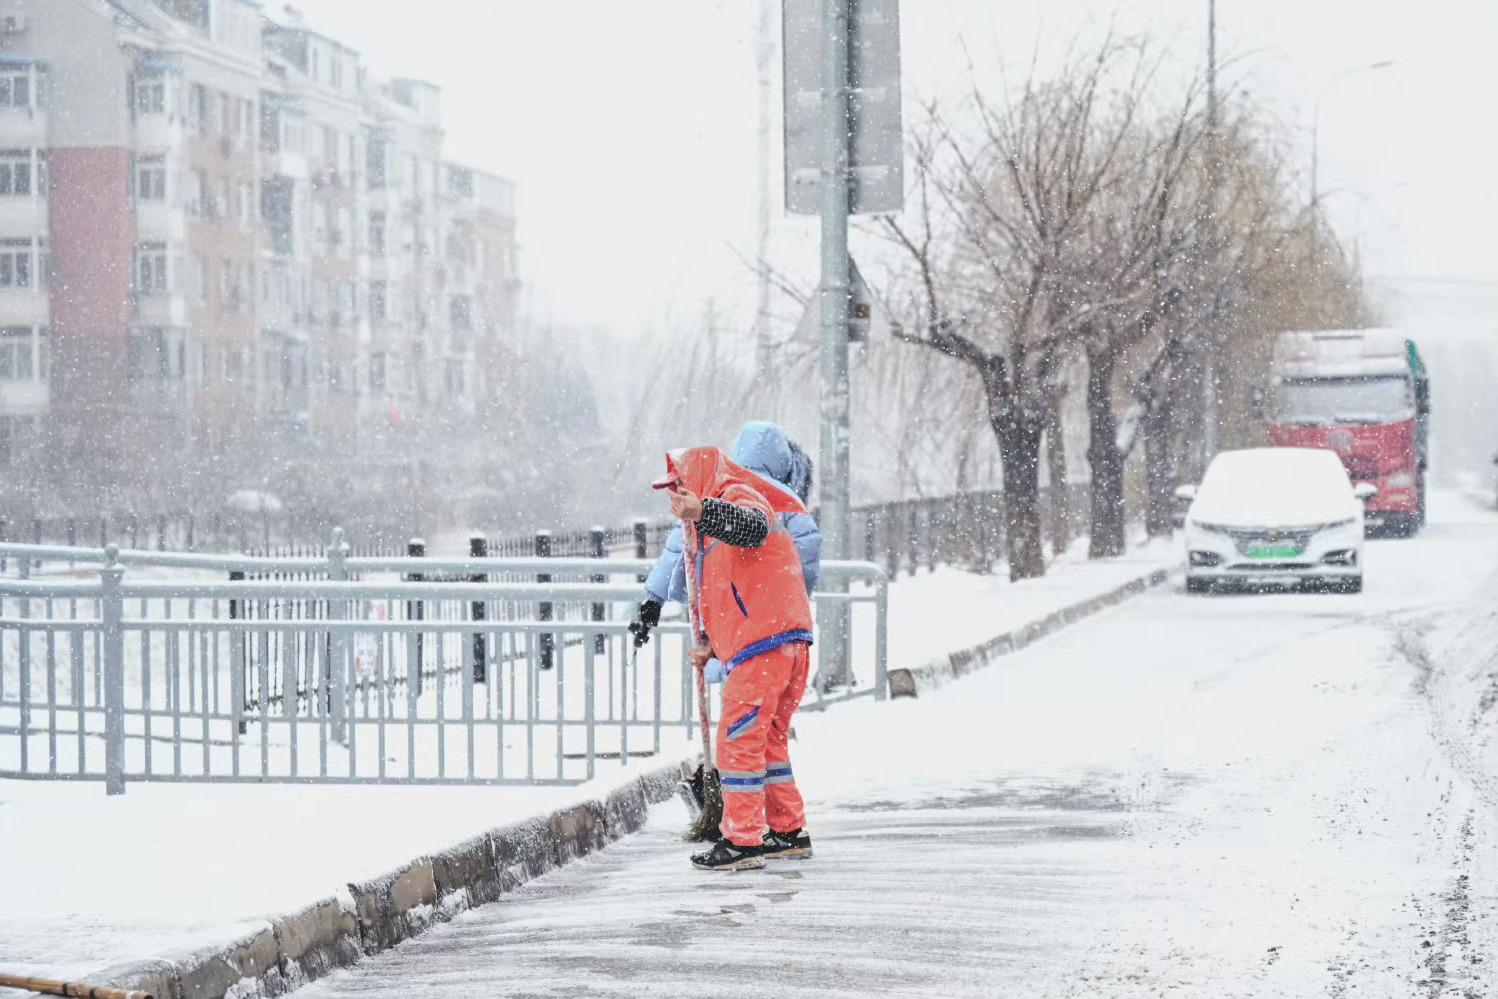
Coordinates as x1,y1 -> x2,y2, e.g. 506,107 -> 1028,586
0,533 -> 888,793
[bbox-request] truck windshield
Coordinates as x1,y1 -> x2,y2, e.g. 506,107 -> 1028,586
1271,376 -> 1413,425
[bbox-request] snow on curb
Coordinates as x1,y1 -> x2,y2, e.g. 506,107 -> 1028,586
886,567 -> 1174,696
72,759 -> 692,999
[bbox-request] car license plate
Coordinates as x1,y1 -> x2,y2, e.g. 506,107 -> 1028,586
1246,543 -> 1301,559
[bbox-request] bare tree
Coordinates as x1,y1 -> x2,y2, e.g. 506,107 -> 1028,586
880,43 -> 1152,579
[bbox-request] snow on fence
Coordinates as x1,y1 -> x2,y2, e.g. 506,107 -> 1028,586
0,535 -> 887,794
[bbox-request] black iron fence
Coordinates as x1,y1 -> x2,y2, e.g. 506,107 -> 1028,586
3,483 -> 1090,580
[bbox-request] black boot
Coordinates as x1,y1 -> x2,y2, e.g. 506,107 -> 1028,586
762,827 -> 813,859
690,838 -> 766,872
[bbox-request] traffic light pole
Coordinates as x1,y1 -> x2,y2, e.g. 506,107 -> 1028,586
816,0 -> 853,690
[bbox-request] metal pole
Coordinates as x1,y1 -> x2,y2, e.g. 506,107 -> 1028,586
327,527 -> 349,745
816,0 -> 853,690
101,545 -> 125,795
470,534 -> 488,682
754,0 -> 775,374
1201,0 -> 1220,464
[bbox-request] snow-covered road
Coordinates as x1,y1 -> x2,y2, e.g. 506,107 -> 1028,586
299,496 -> 1498,997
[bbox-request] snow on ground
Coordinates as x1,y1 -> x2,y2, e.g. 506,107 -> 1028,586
0,536 -> 1174,987
289,491 -> 1498,998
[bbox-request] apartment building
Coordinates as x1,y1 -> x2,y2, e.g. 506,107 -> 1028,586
0,0 -> 517,465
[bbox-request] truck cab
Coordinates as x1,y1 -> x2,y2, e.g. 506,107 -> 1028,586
1263,329 -> 1430,537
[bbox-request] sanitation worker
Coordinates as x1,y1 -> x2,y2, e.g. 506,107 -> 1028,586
653,446 -> 815,871
629,421 -> 820,649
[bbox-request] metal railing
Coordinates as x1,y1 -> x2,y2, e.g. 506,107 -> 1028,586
0,534 -> 888,794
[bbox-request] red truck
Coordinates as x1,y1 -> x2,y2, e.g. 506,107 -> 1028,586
1263,329 -> 1431,537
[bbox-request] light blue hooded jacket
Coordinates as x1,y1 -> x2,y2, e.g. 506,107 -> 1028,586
644,421 -> 822,605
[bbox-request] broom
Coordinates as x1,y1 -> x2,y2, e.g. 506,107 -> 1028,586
681,521 -> 724,841
0,971 -> 153,999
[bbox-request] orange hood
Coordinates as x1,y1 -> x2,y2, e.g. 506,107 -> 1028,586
657,447 -> 808,516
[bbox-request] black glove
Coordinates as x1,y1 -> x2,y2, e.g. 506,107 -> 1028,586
628,598 -> 663,649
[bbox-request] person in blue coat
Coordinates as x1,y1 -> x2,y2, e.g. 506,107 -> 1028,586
628,421 -> 821,659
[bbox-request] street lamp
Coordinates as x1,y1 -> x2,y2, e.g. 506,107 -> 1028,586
1310,60 -> 1394,213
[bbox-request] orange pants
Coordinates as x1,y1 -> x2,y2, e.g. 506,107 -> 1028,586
716,641 -> 810,847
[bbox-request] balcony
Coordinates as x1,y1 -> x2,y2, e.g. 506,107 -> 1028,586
0,286 -> 48,326
0,196 -> 46,237
0,105 -> 46,146
134,291 -> 188,328
0,377 -> 46,417
135,199 -> 189,242
135,112 -> 184,152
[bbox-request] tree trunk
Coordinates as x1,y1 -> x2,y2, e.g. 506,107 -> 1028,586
997,419 -> 1046,580
1043,387 -> 1071,556
1142,402 -> 1175,537
1085,348 -> 1127,558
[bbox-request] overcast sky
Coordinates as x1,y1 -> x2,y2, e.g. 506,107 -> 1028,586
294,0 -> 1498,334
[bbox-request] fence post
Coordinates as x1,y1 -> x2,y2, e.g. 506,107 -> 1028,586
407,537 -> 425,695
327,527 -> 349,744
590,526 -> 606,653
536,530 -> 554,670
906,502 -> 919,578
633,519 -> 648,582
926,499 -> 938,574
874,570 -> 889,701
469,535 -> 487,683
101,545 -> 126,795
229,568 -> 247,734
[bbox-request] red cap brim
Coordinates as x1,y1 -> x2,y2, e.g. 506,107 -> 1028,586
650,474 -> 681,491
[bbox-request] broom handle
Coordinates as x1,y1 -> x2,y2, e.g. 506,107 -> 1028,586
681,522 -> 713,769
0,973 -> 153,999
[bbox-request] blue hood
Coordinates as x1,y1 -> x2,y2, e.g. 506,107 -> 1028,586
731,421 -> 812,501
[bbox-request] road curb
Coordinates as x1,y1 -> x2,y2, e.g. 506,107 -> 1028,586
886,567 -> 1174,697
71,759 -> 692,999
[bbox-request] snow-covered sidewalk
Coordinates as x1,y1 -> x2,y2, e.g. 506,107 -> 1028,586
0,540 -> 1177,990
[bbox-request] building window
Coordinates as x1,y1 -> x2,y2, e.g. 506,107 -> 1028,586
366,139 -> 385,190
368,280 -> 386,321
189,84 -> 209,133
135,155 -> 166,200
135,77 -> 166,115
445,359 -> 466,397
368,211 -> 385,257
449,295 -> 472,332
237,180 -> 253,225
0,70 -> 32,109
135,242 -> 169,296
0,326 -> 38,381
0,238 -> 34,288
194,254 -> 209,305
368,352 -> 386,393
0,151 -> 32,196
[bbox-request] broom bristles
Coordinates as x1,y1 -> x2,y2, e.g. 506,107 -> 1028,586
686,768 -> 724,841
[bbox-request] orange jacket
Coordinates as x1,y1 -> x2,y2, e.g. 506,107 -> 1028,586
664,447 -> 814,671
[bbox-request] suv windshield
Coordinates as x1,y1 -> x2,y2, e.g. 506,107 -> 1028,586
1270,376 -> 1413,425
